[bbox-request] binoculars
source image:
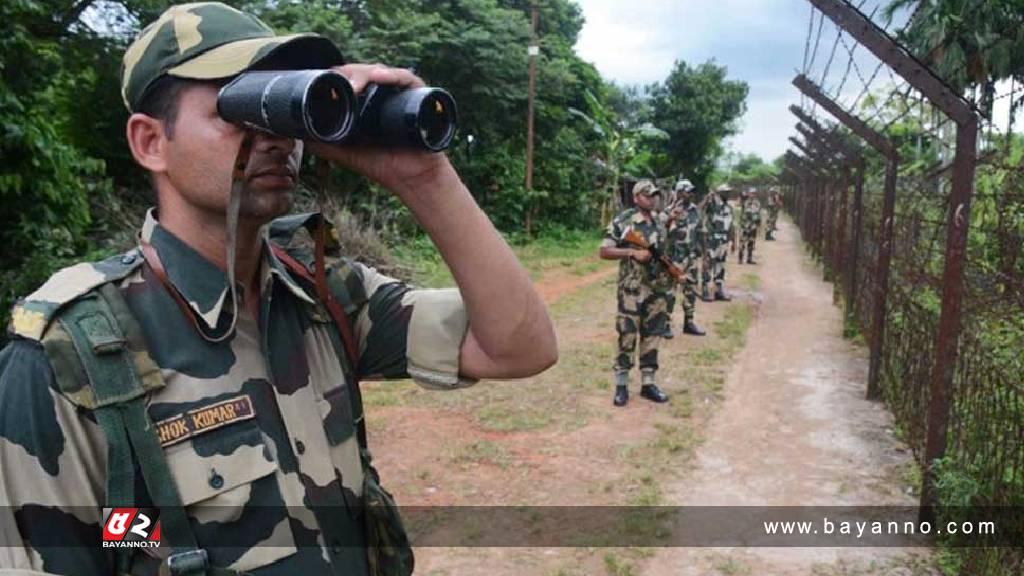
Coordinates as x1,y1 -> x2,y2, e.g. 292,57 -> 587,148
217,69 -> 457,152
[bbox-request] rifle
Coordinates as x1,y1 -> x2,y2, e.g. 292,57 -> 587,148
623,229 -> 685,284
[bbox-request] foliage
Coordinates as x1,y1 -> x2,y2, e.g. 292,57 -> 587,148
0,0 -> 120,333
886,0 -> 1024,114
647,60 -> 749,192
0,0 -> 750,335
715,151 -> 781,189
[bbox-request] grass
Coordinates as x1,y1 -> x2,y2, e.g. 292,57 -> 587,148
370,237 -> 764,575
597,294 -> 759,551
603,552 -> 637,576
474,403 -> 553,432
711,554 -> 751,575
740,272 -> 760,291
391,229 -> 605,288
445,439 -> 512,469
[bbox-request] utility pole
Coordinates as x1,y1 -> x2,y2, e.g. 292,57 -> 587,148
524,1 -> 539,235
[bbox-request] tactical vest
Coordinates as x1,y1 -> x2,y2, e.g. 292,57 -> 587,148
9,214 -> 412,576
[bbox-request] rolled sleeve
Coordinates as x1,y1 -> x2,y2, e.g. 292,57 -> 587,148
349,261 -> 474,389
602,218 -> 623,248
402,289 -> 474,390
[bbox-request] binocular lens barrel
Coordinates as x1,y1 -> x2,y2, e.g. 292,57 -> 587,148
374,87 -> 458,151
217,69 -> 457,150
218,70 -> 356,142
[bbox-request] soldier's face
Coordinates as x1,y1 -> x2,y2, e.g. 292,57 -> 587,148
635,193 -> 658,211
160,83 -> 303,222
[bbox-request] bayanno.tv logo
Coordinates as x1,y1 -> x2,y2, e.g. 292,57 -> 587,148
101,508 -> 162,548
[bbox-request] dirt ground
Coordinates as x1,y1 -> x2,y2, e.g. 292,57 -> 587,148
361,216 -> 936,576
646,218 -> 936,575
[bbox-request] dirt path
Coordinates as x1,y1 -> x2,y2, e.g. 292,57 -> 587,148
363,217 -> 933,576
535,265 -> 618,306
647,217 -> 933,575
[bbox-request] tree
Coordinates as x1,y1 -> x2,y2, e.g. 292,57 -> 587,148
647,60 -> 748,192
569,89 -> 668,218
719,152 -> 779,189
886,0 -> 1024,115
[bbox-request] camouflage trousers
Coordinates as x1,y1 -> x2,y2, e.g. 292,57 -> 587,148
740,223 -> 758,257
615,283 -> 669,373
666,256 -> 699,322
702,237 -> 730,288
767,211 -> 779,234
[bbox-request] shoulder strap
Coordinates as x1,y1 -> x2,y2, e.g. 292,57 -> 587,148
53,283 -> 228,576
11,250 -> 143,342
269,244 -> 369,452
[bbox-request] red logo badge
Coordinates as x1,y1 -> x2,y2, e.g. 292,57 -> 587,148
102,508 -> 162,548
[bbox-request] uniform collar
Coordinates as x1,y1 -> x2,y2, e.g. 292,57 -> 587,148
140,209 -> 315,333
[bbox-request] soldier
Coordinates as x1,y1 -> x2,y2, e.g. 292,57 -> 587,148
600,180 -> 671,407
701,184 -> 736,302
0,3 -> 557,575
738,187 -> 762,264
664,180 -> 706,338
765,187 -> 782,241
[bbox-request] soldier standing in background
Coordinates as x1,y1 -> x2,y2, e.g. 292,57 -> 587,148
738,187 -> 762,264
765,186 -> 782,241
665,180 -> 706,337
600,180 -> 671,407
702,184 -> 735,302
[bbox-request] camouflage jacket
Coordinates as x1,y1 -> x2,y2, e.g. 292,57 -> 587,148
740,198 -> 762,229
0,209 -> 471,575
666,202 -> 704,263
704,196 -> 734,241
601,208 -> 672,292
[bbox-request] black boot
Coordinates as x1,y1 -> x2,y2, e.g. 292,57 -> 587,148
714,285 -> 732,301
613,385 -> 629,407
640,384 -> 669,403
662,325 -> 674,339
747,248 -> 757,265
683,320 -> 706,336
701,284 -> 713,302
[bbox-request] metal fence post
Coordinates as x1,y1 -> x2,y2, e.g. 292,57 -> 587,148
867,156 -> 898,400
920,116 -> 979,516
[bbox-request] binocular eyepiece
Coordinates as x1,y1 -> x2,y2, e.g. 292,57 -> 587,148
217,69 -> 457,151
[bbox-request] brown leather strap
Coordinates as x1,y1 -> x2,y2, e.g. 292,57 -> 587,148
270,243 -> 360,371
139,240 -> 205,335
270,242 -> 368,452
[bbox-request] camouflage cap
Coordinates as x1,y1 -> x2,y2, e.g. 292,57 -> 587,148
121,2 -> 345,112
632,179 -> 661,197
674,179 -> 695,193
715,183 -> 734,193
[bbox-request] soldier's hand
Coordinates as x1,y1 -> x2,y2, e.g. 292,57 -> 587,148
631,249 -> 653,263
307,64 -> 452,199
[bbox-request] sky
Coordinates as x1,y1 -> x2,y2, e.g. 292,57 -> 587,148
572,0 -> 827,162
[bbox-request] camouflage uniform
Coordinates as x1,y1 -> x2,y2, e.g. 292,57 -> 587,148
1,4 -> 468,575
702,190 -> 735,298
602,208 -> 672,377
0,211 -> 471,575
666,201 -> 703,328
765,191 -> 781,240
738,192 -> 762,263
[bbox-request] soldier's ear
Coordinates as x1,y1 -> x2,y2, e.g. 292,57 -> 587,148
126,113 -> 169,174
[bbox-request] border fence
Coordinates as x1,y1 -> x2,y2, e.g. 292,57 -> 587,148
782,1 -> 1023,573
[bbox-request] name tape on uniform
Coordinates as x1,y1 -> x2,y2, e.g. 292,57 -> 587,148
155,394 -> 255,447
